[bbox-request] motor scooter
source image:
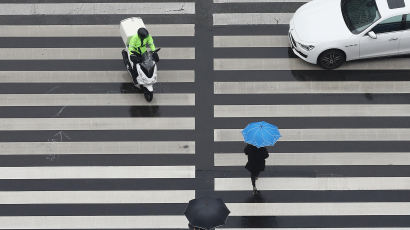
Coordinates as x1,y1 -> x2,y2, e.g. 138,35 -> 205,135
121,48 -> 160,102
120,17 -> 160,102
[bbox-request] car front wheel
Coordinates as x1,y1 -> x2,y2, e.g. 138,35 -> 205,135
317,49 -> 345,69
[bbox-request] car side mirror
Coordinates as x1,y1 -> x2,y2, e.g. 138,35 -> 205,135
368,31 -> 377,39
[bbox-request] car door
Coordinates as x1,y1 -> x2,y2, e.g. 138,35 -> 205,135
359,15 -> 404,59
399,14 -> 410,54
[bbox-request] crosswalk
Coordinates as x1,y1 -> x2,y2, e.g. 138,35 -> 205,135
212,0 -> 410,229
1,0 -> 410,229
0,0 -> 195,229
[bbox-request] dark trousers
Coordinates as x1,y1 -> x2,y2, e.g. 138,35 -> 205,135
130,54 -> 142,70
251,171 -> 260,187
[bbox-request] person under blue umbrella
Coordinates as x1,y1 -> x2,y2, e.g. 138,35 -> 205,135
242,121 -> 281,194
244,144 -> 269,194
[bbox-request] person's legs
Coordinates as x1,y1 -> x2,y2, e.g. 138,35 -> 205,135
251,171 -> 260,194
130,54 -> 141,70
251,173 -> 256,187
129,53 -> 144,85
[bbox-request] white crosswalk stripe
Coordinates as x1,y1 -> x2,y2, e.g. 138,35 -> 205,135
213,13 -> 293,25
0,94 -> 195,106
0,216 -> 188,229
0,24 -> 195,37
214,152 -> 410,166
0,48 -> 195,60
214,82 -> 410,94
214,105 -> 410,117
0,190 -> 195,204
227,202 -> 410,216
0,118 -> 195,130
0,3 -> 195,15
0,166 -> 195,179
215,177 -> 410,190
0,141 -> 195,155
0,71 -> 195,83
214,35 -> 289,47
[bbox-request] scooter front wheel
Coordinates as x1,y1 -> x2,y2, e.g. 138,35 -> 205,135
144,91 -> 153,102
142,87 -> 153,102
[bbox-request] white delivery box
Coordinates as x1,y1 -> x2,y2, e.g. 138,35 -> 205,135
120,17 -> 146,46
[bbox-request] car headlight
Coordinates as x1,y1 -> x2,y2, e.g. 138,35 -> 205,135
298,42 -> 315,51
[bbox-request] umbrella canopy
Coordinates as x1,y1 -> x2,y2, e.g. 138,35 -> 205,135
185,197 -> 230,230
242,121 -> 281,148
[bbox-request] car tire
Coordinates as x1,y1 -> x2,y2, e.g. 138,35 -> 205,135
317,49 -> 346,70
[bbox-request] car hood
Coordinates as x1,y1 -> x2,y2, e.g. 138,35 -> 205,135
291,0 -> 352,44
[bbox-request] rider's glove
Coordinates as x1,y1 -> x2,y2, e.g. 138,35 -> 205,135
153,52 -> 159,62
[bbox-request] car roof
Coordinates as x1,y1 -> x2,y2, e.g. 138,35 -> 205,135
376,0 -> 410,18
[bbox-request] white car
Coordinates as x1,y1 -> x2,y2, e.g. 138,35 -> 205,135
289,0 -> 410,69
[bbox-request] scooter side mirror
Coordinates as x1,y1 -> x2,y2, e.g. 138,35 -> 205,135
368,31 -> 377,39
153,48 -> 161,53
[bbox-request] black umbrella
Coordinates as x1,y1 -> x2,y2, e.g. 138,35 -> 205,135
185,196 -> 230,230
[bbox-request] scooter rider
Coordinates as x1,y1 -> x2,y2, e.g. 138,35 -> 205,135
128,27 -> 156,70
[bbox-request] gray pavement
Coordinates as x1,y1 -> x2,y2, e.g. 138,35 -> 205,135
0,0 -> 410,229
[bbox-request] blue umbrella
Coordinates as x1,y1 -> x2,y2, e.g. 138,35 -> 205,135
242,121 -> 281,148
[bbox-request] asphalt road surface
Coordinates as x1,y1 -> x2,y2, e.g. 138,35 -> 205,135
0,0 -> 410,229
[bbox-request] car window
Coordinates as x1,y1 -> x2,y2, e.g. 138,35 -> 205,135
341,0 -> 381,34
407,14 -> 410,29
372,15 -> 404,33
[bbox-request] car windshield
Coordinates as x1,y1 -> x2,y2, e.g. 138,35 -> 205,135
341,0 -> 381,34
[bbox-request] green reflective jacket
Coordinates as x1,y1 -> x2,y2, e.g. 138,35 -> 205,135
128,34 -> 156,55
